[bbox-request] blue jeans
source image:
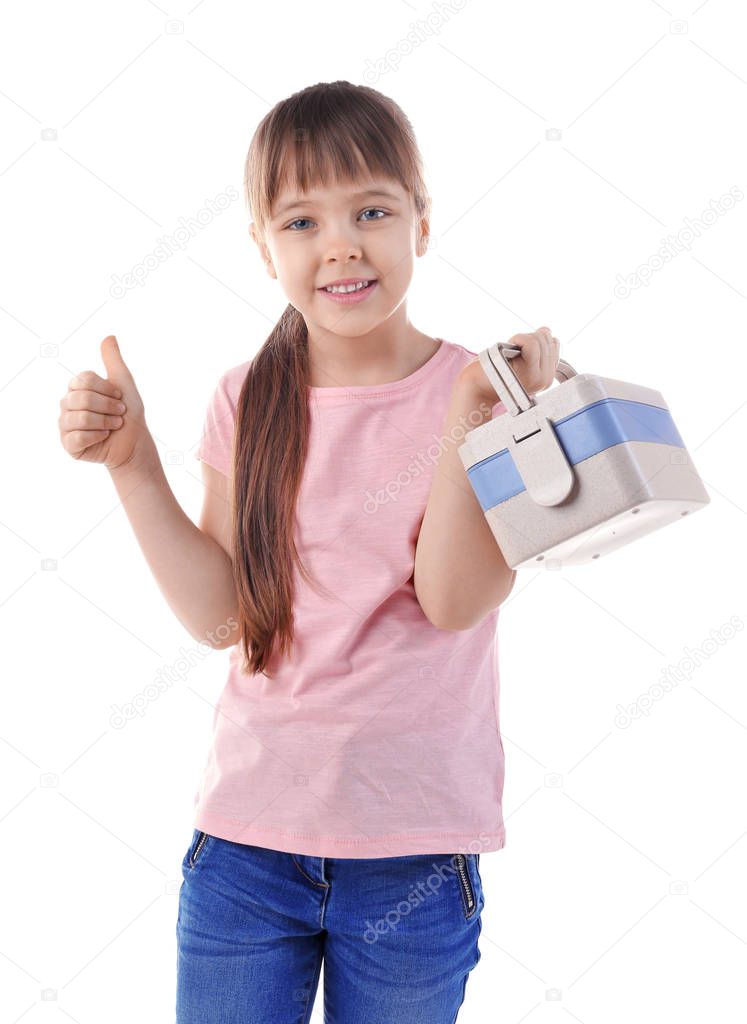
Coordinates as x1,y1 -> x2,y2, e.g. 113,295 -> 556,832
176,829 -> 485,1023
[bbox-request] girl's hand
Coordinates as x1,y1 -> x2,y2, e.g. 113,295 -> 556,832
462,326 -> 561,402
58,335 -> 155,473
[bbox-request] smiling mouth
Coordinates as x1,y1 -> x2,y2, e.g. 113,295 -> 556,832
318,279 -> 380,305
319,279 -> 377,294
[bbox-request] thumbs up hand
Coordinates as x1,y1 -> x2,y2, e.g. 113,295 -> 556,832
59,335 -> 156,473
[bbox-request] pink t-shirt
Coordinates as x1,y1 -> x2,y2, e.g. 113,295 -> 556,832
193,337 -> 508,858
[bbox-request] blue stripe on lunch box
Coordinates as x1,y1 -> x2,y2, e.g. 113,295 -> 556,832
466,398 -> 685,511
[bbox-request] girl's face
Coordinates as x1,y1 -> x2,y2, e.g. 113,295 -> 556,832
252,174 -> 429,340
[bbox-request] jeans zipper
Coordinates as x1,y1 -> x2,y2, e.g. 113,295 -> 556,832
455,853 -> 476,917
190,831 -> 208,868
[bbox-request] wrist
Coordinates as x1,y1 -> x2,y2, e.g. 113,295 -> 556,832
107,434 -> 160,482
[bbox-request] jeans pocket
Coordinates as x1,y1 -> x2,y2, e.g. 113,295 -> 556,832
453,853 -> 478,919
187,830 -> 211,869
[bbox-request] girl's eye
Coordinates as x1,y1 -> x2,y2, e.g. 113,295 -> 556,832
284,208 -> 389,231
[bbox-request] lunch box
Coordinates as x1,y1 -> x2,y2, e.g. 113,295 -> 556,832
457,343 -> 710,569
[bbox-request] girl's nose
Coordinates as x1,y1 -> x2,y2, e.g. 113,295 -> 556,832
322,231 -> 362,263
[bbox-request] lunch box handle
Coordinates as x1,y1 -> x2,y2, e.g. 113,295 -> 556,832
475,342 -> 579,507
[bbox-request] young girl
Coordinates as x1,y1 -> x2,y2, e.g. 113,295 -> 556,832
59,80 -> 559,1023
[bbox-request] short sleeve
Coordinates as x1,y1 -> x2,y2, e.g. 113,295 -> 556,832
196,373 -> 236,476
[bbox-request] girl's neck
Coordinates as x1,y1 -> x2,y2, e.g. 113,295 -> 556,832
307,324 -> 440,389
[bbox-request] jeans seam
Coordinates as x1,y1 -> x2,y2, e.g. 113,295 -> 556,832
291,854 -> 330,889
299,946 -> 324,1024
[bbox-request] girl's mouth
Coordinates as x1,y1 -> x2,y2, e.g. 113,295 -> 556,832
318,280 -> 378,305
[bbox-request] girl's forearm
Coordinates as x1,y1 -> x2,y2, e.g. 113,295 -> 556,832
414,372 -> 516,630
108,441 -> 239,648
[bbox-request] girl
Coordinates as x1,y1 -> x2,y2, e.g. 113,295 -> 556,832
59,80 -> 559,1023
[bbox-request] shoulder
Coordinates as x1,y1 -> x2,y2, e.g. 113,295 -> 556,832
438,337 -> 479,369
438,338 -> 506,416
211,357 -> 254,408
433,337 -> 481,387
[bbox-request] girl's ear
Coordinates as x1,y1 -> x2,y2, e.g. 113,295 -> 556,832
249,222 -> 277,280
415,215 -> 430,258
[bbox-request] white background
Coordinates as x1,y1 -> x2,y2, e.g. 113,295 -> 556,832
3,0 -> 746,1020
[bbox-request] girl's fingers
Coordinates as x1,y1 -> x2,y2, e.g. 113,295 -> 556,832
64,429 -> 111,455
63,389 -> 126,416
542,329 -> 560,353
61,409 -> 124,432
535,327 -> 556,388
508,327 -> 559,391
68,370 -> 122,400
519,334 -> 541,373
527,329 -> 546,382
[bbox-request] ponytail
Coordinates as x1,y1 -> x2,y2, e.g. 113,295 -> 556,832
232,304 -> 318,676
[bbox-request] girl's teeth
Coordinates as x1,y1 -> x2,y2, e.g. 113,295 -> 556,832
325,281 -> 370,293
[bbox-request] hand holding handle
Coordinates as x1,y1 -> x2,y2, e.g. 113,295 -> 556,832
479,343 -> 577,417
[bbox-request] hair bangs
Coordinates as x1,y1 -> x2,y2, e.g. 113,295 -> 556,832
246,83 -> 429,234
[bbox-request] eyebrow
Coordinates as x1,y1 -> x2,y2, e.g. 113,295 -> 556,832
272,189 -> 402,220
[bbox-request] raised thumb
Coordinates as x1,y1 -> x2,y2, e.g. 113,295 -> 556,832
100,334 -> 133,384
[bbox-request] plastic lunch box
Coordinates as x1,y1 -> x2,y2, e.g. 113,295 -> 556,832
457,342 -> 710,569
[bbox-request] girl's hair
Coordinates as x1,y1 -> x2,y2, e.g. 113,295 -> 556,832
233,80 -> 431,677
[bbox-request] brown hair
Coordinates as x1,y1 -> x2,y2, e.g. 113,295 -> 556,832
233,80 -> 431,677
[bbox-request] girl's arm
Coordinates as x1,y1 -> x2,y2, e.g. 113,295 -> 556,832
108,442 -> 239,648
414,370 -> 516,630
